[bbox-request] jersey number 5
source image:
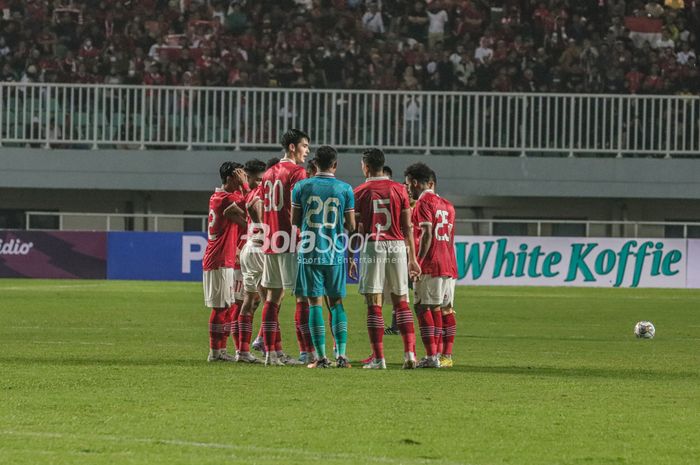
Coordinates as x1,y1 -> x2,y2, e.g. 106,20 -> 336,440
372,198 -> 392,236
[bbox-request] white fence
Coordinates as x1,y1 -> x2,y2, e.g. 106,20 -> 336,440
21,211 -> 700,238
1,83 -> 699,157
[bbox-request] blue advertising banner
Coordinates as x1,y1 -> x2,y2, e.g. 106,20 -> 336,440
107,232 -> 207,281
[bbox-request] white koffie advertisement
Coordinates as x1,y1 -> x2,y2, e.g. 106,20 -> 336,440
454,237 -> 687,288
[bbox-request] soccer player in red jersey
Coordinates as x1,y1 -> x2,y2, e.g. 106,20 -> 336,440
259,129 -> 310,366
202,162 -> 248,362
404,162 -> 458,368
437,188 -> 458,368
234,159 -> 268,364
354,149 -> 421,369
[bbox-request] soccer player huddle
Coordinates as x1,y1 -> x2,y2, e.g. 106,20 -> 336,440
202,129 -> 458,369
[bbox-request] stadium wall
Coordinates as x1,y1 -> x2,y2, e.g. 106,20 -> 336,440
4,148 -> 700,229
4,148 -> 700,199
3,230 -> 700,289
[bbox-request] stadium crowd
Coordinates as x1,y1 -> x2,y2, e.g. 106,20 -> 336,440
0,0 -> 698,94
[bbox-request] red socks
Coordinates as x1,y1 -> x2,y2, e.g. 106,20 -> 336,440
238,313 -> 253,353
261,301 -> 280,353
432,309 -> 443,355
295,301 -> 311,353
442,313 -> 456,357
209,308 -> 228,350
395,301 -> 416,354
275,321 -> 283,352
416,308 -> 436,356
230,303 -> 241,351
367,304 -> 385,359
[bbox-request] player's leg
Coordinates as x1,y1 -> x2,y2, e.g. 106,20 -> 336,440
260,254 -> 285,366
271,253 -> 303,365
294,296 -> 314,363
229,269 -> 244,356
440,278 -> 457,368
414,275 -> 440,368
204,268 -> 236,362
300,265 -> 332,368
325,295 -> 338,358
237,247 -> 263,363
359,241 -> 386,369
325,263 -> 351,368
386,240 -> 417,368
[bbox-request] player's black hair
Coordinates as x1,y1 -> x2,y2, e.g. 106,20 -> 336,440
280,128 -> 310,151
361,148 -> 385,172
429,168 -> 437,186
382,165 -> 393,178
306,157 -> 318,176
315,145 -> 337,171
219,161 -> 242,183
265,157 -> 280,170
244,158 -> 267,175
404,162 -> 433,185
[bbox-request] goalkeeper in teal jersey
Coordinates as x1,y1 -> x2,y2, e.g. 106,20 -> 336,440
292,145 -> 357,368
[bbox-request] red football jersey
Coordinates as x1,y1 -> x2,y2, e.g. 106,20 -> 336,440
261,159 -> 307,253
412,190 -> 457,278
441,197 -> 458,279
203,188 -> 239,271
244,185 -> 264,243
354,177 -> 410,241
231,189 -> 248,270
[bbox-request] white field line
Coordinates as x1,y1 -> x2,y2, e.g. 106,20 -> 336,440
0,430 -> 471,465
28,341 -> 117,346
0,283 -> 108,291
4,326 -> 193,332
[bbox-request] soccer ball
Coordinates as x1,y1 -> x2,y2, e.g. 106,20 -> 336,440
634,321 -> 655,339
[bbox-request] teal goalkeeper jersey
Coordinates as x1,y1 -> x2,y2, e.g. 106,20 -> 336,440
292,172 -> 355,266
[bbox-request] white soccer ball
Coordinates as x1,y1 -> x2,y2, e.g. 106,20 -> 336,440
634,321 -> 655,339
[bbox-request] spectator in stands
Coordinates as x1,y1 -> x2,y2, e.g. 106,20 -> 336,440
362,3 -> 385,36
0,0 -> 696,96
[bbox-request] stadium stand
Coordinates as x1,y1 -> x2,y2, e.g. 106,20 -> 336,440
0,0 -> 697,94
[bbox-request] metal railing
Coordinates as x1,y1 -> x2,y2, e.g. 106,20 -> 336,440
20,211 -> 700,238
2,83 -> 699,157
25,211 -> 208,232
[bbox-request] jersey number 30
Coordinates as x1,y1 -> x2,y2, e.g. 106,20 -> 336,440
264,179 -> 284,212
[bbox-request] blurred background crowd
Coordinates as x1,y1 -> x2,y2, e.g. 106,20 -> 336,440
0,0 -> 698,93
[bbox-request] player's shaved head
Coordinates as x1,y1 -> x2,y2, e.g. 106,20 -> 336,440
219,161 -> 243,183
362,148 -> 385,172
315,145 -> 338,171
382,165 -> 393,178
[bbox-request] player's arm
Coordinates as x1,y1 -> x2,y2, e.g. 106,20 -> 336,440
344,187 -> 357,279
247,197 -> 262,224
291,205 -> 303,229
401,208 -> 421,278
223,202 -> 246,227
291,183 -> 303,229
234,168 -> 250,194
418,223 -> 433,259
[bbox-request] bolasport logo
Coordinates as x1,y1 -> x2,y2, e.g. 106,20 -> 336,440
0,238 -> 35,256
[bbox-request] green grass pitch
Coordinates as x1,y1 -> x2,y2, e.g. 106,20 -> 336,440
1,279 -> 699,465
